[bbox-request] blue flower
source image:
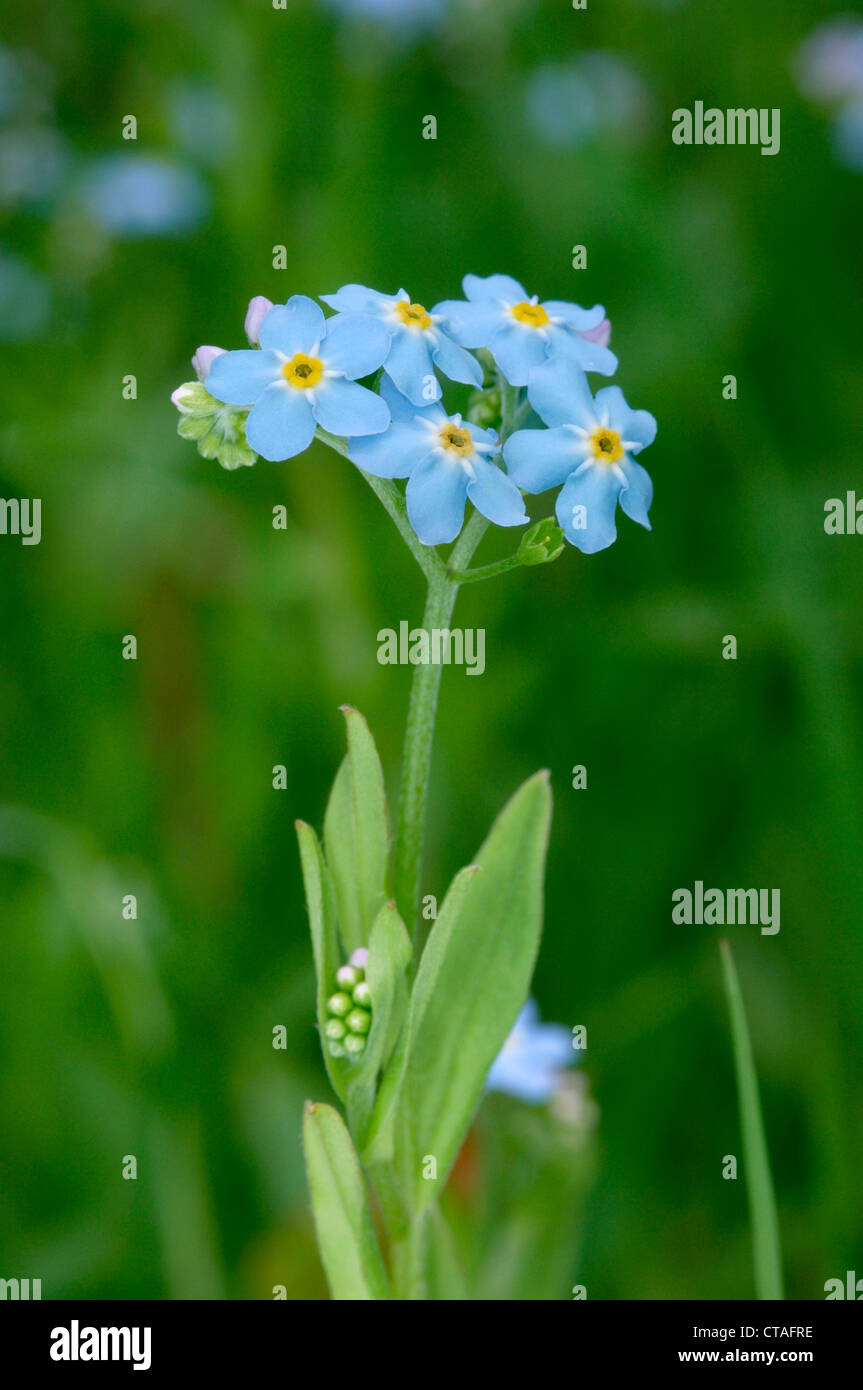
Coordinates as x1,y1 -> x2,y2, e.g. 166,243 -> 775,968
320,283 -> 483,407
349,378 -> 528,546
433,273 -> 617,386
486,999 -> 574,1104
79,154 -> 208,237
205,295 -> 391,462
504,357 -> 656,554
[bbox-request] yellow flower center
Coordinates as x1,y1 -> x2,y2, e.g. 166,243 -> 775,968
395,300 -> 432,330
282,353 -> 323,389
511,301 -> 550,328
438,423 -> 474,456
589,427 -> 624,463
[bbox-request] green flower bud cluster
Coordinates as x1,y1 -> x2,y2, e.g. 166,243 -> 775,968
325,955 -> 372,1060
171,380 -> 258,472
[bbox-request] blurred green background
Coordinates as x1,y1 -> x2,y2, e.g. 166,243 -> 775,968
1,0 -> 862,1300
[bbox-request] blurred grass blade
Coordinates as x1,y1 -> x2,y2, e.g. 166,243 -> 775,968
719,940 -> 784,1300
302,1101 -> 392,1301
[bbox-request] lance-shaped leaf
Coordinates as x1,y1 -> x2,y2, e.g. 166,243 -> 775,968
296,820 -> 348,1101
400,770 -> 553,1211
302,1101 -> 392,1301
346,900 -> 412,1144
323,706 -> 389,956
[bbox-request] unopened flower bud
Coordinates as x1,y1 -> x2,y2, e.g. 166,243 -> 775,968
580,317 -> 611,348
327,992 -> 352,1018
327,1038 -> 347,1059
336,964 -> 360,990
352,981 -> 371,1008
344,1033 -> 367,1057
191,344 -> 225,381
349,947 -> 369,970
346,1008 -> 371,1035
325,1018 -> 346,1041
245,295 -> 273,346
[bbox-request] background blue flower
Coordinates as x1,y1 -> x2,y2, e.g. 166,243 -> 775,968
486,999 -> 575,1103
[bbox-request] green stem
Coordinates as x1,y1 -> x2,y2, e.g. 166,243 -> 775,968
719,940 -> 784,1300
392,505 -> 490,943
392,567 -> 458,938
448,555 -> 521,585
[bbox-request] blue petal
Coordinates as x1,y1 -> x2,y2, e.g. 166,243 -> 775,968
544,300 -> 607,332
431,331 -> 483,388
486,1054 -> 557,1103
504,426 -> 582,493
465,420 -> 498,450
466,456 -> 529,528
245,382 -> 316,461
384,328 -> 438,404
522,1026 -> 574,1068
546,324 -> 617,377
205,349 -> 281,406
555,463 -> 622,553
618,456 -> 653,528
319,283 -> 391,314
463,272 -> 528,303
323,313 -> 391,379
380,372 -> 443,424
311,378 -> 390,437
594,386 -> 657,451
349,422 -> 437,479
527,357 -> 597,430
488,324 -> 548,386
431,298 -> 503,347
259,295 -> 326,354
406,454 -> 468,545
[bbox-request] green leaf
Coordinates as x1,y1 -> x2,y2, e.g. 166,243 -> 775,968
323,707 -> 389,955
425,1206 -> 470,1300
399,770 -> 553,1211
295,820 -> 348,1101
346,900 -> 412,1143
719,940 -> 784,1300
302,1102 -> 392,1301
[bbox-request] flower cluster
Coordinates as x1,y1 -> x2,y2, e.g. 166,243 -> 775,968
324,949 -> 372,1060
172,274 -> 657,554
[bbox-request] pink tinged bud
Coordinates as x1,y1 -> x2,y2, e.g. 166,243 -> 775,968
580,317 -> 611,348
245,296 -> 274,346
349,947 -> 369,970
192,345 -> 225,381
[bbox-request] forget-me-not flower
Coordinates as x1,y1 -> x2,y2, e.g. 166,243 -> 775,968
486,999 -> 574,1104
205,295 -> 391,462
320,283 -> 483,406
504,357 -> 656,554
349,377 -> 528,546
433,273 -> 617,386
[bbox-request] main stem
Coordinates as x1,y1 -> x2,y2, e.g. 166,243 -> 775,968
393,511 -> 488,944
